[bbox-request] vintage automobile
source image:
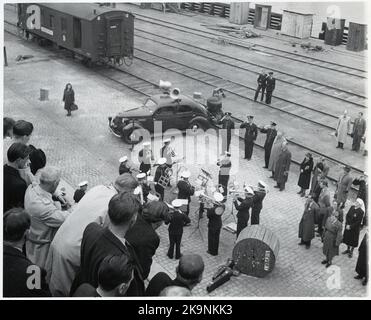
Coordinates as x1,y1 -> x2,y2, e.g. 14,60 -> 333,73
108,91 -> 224,144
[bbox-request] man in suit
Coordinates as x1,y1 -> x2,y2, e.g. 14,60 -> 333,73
234,186 -> 254,237
73,255 -> 134,297
146,254 -> 204,296
260,121 -> 278,169
126,201 -> 169,279
3,142 -> 31,212
177,170 -> 195,216
265,72 -> 276,104
240,115 -> 258,160
254,70 -> 267,102
335,166 -> 353,209
71,192 -> 145,296
166,199 -> 191,260
352,112 -> 366,152
273,141 -> 292,191
218,112 -> 235,153
3,208 -> 50,297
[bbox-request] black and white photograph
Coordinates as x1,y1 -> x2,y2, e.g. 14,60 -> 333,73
1,0 -> 369,303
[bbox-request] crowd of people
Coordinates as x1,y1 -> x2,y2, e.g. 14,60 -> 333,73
3,113 -> 368,298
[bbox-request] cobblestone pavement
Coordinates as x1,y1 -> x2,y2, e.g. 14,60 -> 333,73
3,32 -> 368,297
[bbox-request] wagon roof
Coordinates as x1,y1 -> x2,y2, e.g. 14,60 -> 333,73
39,3 -> 132,21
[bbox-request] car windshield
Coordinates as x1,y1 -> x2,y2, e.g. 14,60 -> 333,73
143,98 -> 158,110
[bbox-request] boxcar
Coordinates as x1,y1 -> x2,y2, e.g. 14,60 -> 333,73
17,3 -> 134,65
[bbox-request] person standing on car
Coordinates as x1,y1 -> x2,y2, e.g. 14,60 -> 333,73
63,83 -> 75,117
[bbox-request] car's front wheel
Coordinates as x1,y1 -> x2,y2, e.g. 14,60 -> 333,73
122,127 -> 144,145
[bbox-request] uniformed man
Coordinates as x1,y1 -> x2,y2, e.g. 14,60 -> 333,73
118,156 -> 131,175
73,181 -> 88,203
160,138 -> 174,168
138,142 -> 153,175
251,181 -> 268,225
24,166 -> 71,270
234,186 -> 254,237
154,158 -> 168,201
254,70 -> 267,102
218,112 -> 235,153
260,121 -> 278,169
136,172 -> 151,204
265,72 -> 276,105
177,170 -> 195,216
206,193 -> 224,256
240,115 -> 258,160
166,199 -> 191,259
217,151 -> 232,201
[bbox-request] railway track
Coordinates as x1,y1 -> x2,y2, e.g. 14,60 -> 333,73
4,17 -> 365,183
134,28 -> 367,109
134,13 -> 367,79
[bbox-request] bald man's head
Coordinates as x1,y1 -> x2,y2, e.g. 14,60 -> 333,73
159,286 -> 192,297
39,166 -> 61,194
176,254 -> 204,288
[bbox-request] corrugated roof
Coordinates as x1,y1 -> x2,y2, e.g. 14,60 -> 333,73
38,3 -> 131,21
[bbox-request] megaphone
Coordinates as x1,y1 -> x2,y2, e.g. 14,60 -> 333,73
170,88 -> 180,100
159,80 -> 172,92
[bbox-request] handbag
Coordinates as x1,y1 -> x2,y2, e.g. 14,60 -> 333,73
70,103 -> 78,111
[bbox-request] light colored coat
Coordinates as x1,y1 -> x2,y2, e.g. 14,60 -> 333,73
45,185 -> 116,296
336,115 -> 351,143
25,184 -> 70,270
268,136 -> 286,171
335,172 -> 353,204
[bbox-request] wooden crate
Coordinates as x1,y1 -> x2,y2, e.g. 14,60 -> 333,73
325,17 -> 345,46
281,10 -> 314,39
347,22 -> 367,52
229,2 -> 250,25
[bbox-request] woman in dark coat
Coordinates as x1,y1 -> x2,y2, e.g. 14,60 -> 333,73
298,197 -> 318,248
207,204 -> 223,256
297,153 -> 314,197
342,198 -> 365,258
354,232 -> 368,286
63,83 -> 75,116
322,209 -> 343,267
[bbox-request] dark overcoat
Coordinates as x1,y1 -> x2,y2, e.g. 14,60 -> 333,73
299,199 -> 319,242
355,233 -> 368,278
63,89 -> 75,110
343,206 -> 364,247
273,149 -> 292,184
323,216 -> 343,260
298,157 -> 314,189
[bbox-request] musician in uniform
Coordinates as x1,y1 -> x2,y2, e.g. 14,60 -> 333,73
218,112 -> 235,153
138,142 -> 153,175
161,138 -> 174,168
136,173 -> 151,204
118,156 -> 131,175
217,151 -> 232,201
177,170 -> 194,216
251,181 -> 267,225
234,186 -> 254,237
206,193 -> 224,256
166,199 -> 191,260
154,158 -> 168,201
259,121 -> 277,169
240,115 -> 258,160
73,181 -> 88,204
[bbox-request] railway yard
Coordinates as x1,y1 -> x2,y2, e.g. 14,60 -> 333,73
2,3 -> 368,297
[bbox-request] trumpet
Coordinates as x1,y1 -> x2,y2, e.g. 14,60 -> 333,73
198,191 -> 225,215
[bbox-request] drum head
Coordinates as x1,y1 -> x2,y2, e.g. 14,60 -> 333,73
215,205 -> 225,216
213,192 -> 224,202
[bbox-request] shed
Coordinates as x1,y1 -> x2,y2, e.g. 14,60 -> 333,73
281,10 -> 314,39
229,2 -> 250,25
346,22 -> 367,52
253,4 -> 272,30
325,17 -> 346,46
